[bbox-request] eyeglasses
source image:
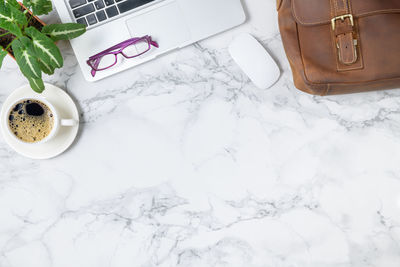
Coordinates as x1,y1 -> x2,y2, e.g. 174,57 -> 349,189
86,35 -> 159,77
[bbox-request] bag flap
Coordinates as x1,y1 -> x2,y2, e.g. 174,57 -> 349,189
292,0 -> 400,26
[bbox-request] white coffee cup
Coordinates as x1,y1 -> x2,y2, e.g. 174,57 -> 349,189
5,96 -> 77,144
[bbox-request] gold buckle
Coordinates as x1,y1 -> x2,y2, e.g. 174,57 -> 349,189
331,14 -> 354,30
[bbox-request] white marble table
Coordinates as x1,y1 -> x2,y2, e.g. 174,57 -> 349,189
1,0 -> 400,266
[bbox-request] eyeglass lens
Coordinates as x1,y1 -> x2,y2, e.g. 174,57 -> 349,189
95,38 -> 151,70
97,54 -> 117,69
122,39 -> 151,58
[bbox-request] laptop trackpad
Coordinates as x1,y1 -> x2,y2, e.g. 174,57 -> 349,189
126,2 -> 191,52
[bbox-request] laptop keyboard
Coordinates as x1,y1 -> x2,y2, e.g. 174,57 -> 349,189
69,0 -> 156,27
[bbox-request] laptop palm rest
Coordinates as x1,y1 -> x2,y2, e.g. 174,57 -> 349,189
126,2 -> 191,54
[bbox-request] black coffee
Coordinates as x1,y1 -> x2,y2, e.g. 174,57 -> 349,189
26,103 -> 44,116
8,99 -> 54,143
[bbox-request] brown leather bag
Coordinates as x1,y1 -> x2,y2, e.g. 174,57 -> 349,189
277,0 -> 400,95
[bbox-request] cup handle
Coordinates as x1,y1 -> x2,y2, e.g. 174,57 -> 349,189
60,119 -> 77,127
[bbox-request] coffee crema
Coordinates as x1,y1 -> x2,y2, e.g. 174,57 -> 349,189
8,99 -> 54,143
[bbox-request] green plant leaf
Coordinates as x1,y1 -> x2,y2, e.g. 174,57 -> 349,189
24,0 -> 52,15
6,0 -> 21,9
25,26 -> 63,69
26,76 -> 45,93
12,36 -> 42,79
0,50 -> 7,68
9,4 -> 27,26
41,23 -> 86,41
0,20 -> 22,36
38,58 -> 54,74
0,5 -> 23,36
0,2 -> 27,26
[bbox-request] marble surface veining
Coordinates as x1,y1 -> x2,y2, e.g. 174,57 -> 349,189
1,0 -> 400,266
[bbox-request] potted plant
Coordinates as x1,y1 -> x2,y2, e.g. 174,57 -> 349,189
0,0 -> 86,93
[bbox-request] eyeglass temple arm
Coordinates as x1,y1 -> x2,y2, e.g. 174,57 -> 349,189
89,36 -> 158,60
148,36 -> 159,48
89,37 -> 143,59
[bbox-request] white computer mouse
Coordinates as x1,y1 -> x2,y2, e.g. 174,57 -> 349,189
229,33 -> 280,89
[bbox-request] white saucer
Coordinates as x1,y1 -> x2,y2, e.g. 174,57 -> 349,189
0,83 -> 79,159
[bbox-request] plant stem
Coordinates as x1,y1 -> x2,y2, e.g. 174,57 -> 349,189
4,38 -> 16,52
26,12 -> 34,26
0,32 -> 11,38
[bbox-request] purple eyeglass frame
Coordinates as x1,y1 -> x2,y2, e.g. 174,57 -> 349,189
86,35 -> 159,77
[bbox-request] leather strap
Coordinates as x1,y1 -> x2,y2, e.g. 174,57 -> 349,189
330,0 -> 357,65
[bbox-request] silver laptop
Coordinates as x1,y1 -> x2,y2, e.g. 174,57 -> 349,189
53,0 -> 246,82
